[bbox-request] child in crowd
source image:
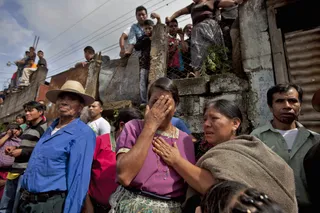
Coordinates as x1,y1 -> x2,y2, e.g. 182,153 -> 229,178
167,19 -> 187,79
134,13 -> 161,104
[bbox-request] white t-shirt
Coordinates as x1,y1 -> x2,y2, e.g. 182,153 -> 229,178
123,27 -> 131,51
87,117 -> 111,136
276,128 -> 299,151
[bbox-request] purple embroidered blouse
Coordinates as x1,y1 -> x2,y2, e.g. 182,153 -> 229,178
116,119 -> 196,198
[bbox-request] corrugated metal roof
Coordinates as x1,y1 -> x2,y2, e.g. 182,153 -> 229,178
284,27 -> 320,132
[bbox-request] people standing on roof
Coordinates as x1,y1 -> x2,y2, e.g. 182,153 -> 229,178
124,6 -> 148,56
0,101 -> 47,213
182,24 -> 193,76
18,80 -> 96,213
119,26 -> 132,58
36,51 -> 47,69
166,0 -> 245,77
251,84 -> 318,213
76,46 -> 96,67
166,19 -> 186,79
28,47 -> 36,61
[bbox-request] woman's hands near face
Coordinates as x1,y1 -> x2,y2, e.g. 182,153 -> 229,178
144,95 -> 174,132
152,137 -> 181,167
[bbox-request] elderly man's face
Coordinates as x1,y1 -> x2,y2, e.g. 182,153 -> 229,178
56,93 -> 84,118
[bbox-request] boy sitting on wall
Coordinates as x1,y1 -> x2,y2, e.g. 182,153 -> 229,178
19,59 -> 38,87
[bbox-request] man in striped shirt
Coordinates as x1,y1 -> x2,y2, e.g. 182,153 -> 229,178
0,101 -> 47,213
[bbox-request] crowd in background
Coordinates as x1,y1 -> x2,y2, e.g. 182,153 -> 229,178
0,77 -> 320,213
0,0 -> 320,213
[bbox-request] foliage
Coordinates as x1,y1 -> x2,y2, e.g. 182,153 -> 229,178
0,123 -> 6,133
201,45 -> 232,75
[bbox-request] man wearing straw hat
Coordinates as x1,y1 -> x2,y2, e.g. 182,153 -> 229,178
304,89 -> 320,213
17,80 -> 96,213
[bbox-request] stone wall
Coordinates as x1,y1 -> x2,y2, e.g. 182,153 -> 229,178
0,67 -> 48,123
239,0 -> 275,127
174,73 -> 251,134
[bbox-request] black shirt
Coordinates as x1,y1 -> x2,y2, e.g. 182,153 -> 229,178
37,58 -> 47,68
304,142 -> 320,211
134,35 -> 151,70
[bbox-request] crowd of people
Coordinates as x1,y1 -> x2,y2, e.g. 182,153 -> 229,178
8,47 -> 47,92
0,0 -> 319,213
0,75 -> 319,213
118,1 -> 241,104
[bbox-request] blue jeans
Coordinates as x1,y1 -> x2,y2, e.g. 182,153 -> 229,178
0,175 -> 23,213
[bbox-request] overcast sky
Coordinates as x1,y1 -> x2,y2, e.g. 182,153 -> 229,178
0,0 -> 192,90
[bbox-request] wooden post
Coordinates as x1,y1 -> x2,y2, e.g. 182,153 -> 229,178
85,52 -> 102,100
148,23 -> 168,83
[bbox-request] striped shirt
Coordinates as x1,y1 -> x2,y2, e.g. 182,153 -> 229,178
11,119 -> 47,173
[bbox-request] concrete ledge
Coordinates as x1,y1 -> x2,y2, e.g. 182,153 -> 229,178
173,77 -> 209,96
209,73 -> 249,94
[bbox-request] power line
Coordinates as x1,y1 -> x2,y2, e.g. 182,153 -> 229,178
47,0 -> 179,66
44,0 -> 115,48
46,0 -> 158,61
47,0 -> 170,63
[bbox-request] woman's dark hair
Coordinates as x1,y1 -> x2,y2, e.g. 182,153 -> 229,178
114,108 -> 143,131
201,181 -> 284,213
203,99 -> 243,135
16,114 -> 26,123
147,77 -> 179,106
267,84 -> 303,107
136,6 -> 147,14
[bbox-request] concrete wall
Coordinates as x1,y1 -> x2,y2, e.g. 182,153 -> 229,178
0,67 -> 48,123
174,73 -> 251,134
239,0 -> 275,128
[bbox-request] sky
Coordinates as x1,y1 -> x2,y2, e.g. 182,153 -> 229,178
0,0 -> 192,90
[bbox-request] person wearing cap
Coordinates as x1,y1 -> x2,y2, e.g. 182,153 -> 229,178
17,80 -> 96,213
304,89 -> 320,213
251,84 -> 319,213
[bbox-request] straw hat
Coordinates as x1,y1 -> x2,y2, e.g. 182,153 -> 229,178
312,89 -> 320,112
46,80 -> 95,106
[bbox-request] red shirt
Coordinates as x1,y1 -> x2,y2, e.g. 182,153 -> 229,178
0,171 -> 8,199
88,134 -> 118,206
